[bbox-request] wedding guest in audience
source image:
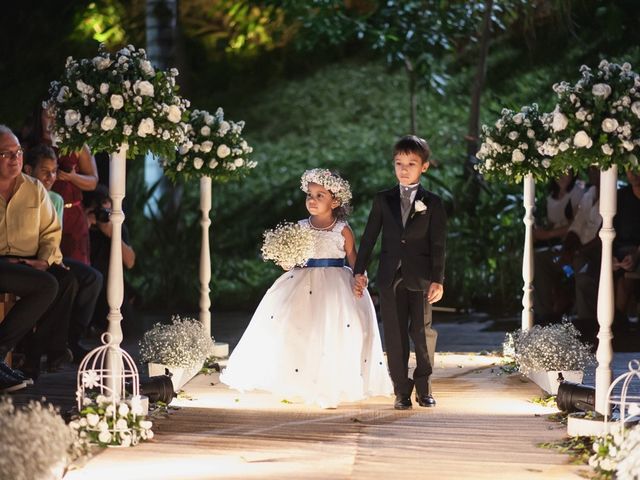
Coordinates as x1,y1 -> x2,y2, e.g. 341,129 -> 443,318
0,125 -> 75,387
23,144 -> 103,361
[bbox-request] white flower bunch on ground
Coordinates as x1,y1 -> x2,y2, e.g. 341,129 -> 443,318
551,60 -> 640,172
0,397 -> 77,480
476,103 -> 564,183
70,395 -> 152,447
47,43 -> 189,159
504,322 -> 595,374
589,424 -> 640,479
164,107 -> 255,183
261,221 -> 315,270
139,315 -> 215,368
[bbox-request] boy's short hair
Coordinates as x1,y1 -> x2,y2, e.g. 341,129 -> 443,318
393,135 -> 431,164
24,143 -> 56,169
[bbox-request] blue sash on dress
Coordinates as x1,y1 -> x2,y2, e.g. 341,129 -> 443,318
305,258 -> 345,268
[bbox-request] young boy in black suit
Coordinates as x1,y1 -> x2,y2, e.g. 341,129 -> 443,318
354,135 -> 446,410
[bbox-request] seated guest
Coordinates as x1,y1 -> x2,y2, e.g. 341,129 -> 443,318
24,144 -> 103,361
83,185 -> 137,335
0,125 -> 75,387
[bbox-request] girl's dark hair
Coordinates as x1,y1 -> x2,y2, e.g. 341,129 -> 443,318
549,170 -> 577,199
393,135 -> 431,164
332,203 -> 351,221
24,143 -> 56,169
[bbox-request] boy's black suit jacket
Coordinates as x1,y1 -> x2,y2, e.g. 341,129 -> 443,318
354,184 -> 446,291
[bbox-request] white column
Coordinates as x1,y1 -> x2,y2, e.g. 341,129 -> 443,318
595,166 -> 617,414
106,143 -> 128,398
521,174 -> 535,330
199,176 -> 212,337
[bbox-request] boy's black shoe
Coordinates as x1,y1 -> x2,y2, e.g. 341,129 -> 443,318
0,361 -> 33,385
0,369 -> 28,393
46,348 -> 74,372
416,394 -> 436,408
394,395 -> 412,410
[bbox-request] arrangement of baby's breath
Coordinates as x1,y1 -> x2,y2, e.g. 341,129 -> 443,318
589,425 -> 640,479
261,221 -> 315,270
47,44 -> 188,159
503,322 -> 595,374
139,315 -> 215,368
163,107 -> 255,183
70,394 -> 152,448
0,397 -> 77,480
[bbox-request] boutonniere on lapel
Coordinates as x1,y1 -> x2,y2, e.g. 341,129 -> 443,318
412,199 -> 428,217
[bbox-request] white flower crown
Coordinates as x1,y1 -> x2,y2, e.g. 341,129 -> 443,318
300,168 -> 352,206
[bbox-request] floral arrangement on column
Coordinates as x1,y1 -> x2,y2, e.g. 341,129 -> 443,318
47,44 -> 189,158
476,103 -> 564,183
162,107 -> 255,182
549,60 -> 640,171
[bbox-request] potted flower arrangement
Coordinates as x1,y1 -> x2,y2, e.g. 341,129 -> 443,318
503,322 -> 595,395
139,315 -> 216,390
549,60 -> 640,172
476,103 -> 566,183
590,424 -> 640,479
0,397 -> 79,480
70,394 -> 152,448
261,221 -> 315,270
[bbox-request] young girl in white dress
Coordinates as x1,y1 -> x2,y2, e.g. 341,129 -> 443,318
220,169 -> 393,408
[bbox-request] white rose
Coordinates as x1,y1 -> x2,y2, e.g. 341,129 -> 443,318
97,420 -> 109,431
592,83 -> 612,99
631,101 -> 640,118
512,113 -> 523,124
76,80 -> 94,95
110,94 -> 124,110
495,119 -> 504,130
167,105 -> 182,123
526,129 -> 535,138
123,125 -> 133,136
573,130 -> 593,148
508,131 -> 518,141
64,109 -> 81,127
178,142 -> 192,155
137,118 -> 155,137
86,413 -> 100,427
622,140 -> 634,151
56,86 -> 69,103
601,118 -> 619,133
200,126 -> 211,136
200,141 -> 213,153
99,83 -> 109,94
542,159 -> 551,168
552,112 -> 569,132
139,59 -> 155,77
139,420 -> 153,430
217,144 -> 231,158
98,431 -> 112,444
559,142 -> 570,152
100,116 -> 117,131
93,56 -> 112,70
511,149 -> 525,163
208,159 -> 219,169
234,158 -> 244,167
134,80 -> 155,97
601,144 -> 613,156
118,403 -> 130,417
194,157 -> 204,169
218,121 -> 230,136
162,131 -> 170,140
204,113 -> 214,125
115,419 -> 128,430
575,109 -> 587,121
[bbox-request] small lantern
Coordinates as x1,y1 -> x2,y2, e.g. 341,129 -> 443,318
605,359 -> 640,431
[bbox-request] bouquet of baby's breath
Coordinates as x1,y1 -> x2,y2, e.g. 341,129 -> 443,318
504,322 -> 595,374
0,397 -> 78,480
70,394 -> 152,448
261,221 -> 315,270
139,315 -> 215,368
590,425 -> 640,479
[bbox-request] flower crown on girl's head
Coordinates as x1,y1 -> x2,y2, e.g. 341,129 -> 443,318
300,168 -> 352,206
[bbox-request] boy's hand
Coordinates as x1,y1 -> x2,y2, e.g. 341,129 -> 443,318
426,282 -> 443,304
353,274 -> 368,297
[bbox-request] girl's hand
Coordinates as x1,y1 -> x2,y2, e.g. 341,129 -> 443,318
56,166 -> 76,182
426,282 -> 444,304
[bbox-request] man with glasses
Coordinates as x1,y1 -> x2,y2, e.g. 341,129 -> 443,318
0,125 -> 76,391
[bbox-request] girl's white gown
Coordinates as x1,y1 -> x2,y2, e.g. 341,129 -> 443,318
220,219 -> 393,408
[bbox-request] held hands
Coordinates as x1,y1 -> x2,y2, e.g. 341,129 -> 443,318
353,274 -> 368,298
426,282 -> 444,304
56,166 -> 76,182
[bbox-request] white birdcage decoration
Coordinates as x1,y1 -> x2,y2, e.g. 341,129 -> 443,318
605,359 -> 640,431
75,333 -> 149,447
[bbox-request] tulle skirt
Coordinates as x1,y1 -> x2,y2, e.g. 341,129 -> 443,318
220,266 -> 393,408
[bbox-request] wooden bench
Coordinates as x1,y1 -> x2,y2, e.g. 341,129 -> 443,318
0,293 -> 16,366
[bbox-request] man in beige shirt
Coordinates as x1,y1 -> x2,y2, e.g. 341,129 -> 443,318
0,125 -> 76,391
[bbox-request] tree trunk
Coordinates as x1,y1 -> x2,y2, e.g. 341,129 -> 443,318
405,58 -> 418,135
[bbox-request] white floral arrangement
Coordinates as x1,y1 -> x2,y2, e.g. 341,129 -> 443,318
0,397 -> 78,480
503,322 -> 595,374
70,394 -> 152,447
163,107 -> 255,183
589,425 -> 640,479
261,221 -> 315,270
300,168 -> 352,206
476,103 -> 565,183
550,59 -> 640,172
139,315 -> 215,368
47,44 -> 189,159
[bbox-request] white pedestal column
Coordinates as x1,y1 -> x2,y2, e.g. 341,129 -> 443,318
595,166 -> 617,414
521,174 -> 535,331
106,143 -> 128,398
199,176 -> 212,337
